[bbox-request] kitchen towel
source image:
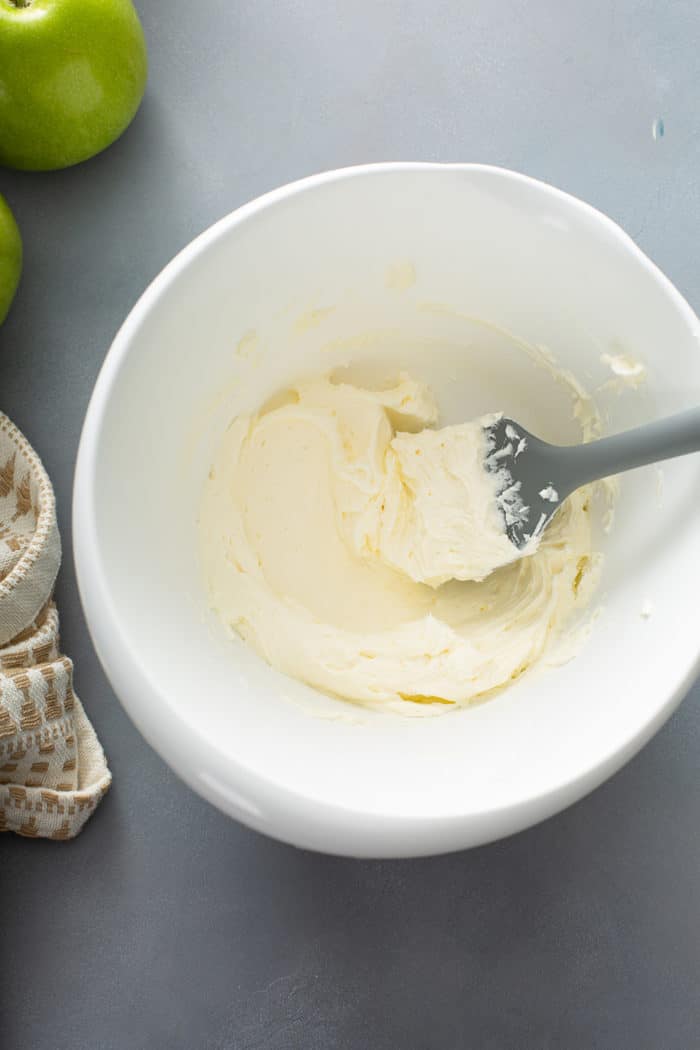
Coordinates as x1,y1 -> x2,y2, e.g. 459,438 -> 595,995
0,412 -> 110,838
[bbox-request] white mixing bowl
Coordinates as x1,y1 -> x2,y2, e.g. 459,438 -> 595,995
74,164 -> 700,857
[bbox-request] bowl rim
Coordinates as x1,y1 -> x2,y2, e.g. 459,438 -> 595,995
73,161 -> 700,857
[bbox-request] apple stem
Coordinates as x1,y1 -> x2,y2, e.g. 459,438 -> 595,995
10,0 -> 32,7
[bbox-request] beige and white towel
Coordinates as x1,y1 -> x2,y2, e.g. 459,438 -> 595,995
0,412 -> 110,838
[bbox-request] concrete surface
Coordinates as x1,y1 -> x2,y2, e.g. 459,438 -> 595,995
2,2 -> 700,1047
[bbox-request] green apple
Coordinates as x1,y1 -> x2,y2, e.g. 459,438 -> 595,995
0,193 -> 22,324
0,0 -> 148,171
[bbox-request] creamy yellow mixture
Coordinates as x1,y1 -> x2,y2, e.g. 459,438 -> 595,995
199,373 -> 600,714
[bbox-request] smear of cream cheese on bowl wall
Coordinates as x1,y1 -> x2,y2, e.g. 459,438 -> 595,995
199,353 -> 607,717
600,351 -> 647,393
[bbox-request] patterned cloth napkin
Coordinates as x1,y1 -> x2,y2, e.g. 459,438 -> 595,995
0,412 -> 110,838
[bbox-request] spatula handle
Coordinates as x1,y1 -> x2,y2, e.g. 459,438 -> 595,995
565,407 -> 700,488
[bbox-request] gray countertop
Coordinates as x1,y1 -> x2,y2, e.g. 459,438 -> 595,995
3,2 -> 700,1047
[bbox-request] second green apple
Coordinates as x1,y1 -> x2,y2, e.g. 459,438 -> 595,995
0,193 -> 22,324
0,0 -> 148,171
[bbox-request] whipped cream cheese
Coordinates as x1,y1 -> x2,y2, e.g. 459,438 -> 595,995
200,373 -> 600,714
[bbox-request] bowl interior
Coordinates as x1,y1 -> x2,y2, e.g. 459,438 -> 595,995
82,166 -> 700,850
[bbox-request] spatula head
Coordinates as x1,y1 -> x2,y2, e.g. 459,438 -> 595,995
483,416 -> 565,550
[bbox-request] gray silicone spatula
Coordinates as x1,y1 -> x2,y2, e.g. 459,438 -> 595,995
483,407 -> 700,551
